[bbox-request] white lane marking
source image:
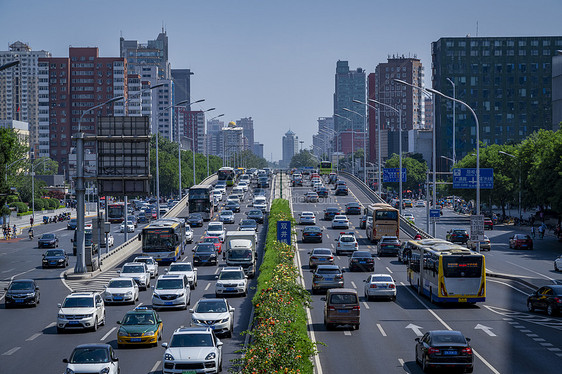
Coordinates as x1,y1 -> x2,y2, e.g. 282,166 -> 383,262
506,261 -> 556,282
401,282 -> 502,374
45,322 -> 56,329
1,268 -> 15,273
487,278 -> 533,294
59,269 -> 73,292
376,323 -> 387,337
136,302 -> 143,307
205,283 -> 211,291
351,281 -> 357,289
150,361 -> 161,373
540,343 -> 553,347
343,331 -> 352,336
2,347 -> 20,355
527,334 -> 539,337
26,333 -> 42,341
101,327 -> 116,341
385,266 -> 393,274
362,301 -> 370,310
325,234 -> 329,239
214,267 -> 220,274
548,348 -> 561,352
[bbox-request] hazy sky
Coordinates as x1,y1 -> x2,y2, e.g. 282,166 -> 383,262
2,0 -> 561,161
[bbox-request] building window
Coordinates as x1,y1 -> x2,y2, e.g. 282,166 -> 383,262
519,50 -> 527,56
518,41 -> 526,47
531,40 -> 539,47
483,50 -> 490,56
543,50 -> 551,56
494,50 -> 502,56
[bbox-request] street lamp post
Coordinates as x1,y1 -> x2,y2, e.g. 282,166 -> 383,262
446,78 -> 456,166
353,99 -> 382,195
177,99 -> 206,199
499,151 -> 522,222
334,114 -> 354,175
369,99 -> 403,215
343,107 -> 367,185
30,158 -> 48,226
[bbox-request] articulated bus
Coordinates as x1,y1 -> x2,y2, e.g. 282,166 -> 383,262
407,239 -> 486,304
366,203 -> 400,243
139,218 -> 186,264
218,167 -> 236,187
319,161 -> 332,175
107,202 -> 125,223
188,184 -> 214,221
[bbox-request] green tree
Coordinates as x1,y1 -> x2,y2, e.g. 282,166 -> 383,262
0,128 -> 29,224
384,153 -> 428,193
289,150 -> 318,169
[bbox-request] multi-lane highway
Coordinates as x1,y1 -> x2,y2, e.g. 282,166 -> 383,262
0,175 -> 274,373
288,174 -> 562,374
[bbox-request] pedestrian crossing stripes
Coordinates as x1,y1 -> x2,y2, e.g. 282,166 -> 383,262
64,269 -> 120,293
0,279 -> 11,301
485,305 -> 562,330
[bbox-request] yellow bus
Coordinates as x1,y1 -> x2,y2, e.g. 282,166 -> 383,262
139,218 -> 186,264
407,239 -> 486,304
366,203 -> 400,244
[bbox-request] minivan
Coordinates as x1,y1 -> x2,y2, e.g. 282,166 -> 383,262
323,288 -> 360,330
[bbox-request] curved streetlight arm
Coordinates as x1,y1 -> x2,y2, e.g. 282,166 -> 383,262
342,107 -> 364,118
78,96 -> 124,132
0,60 -> 20,71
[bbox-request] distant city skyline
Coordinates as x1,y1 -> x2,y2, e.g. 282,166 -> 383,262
1,0 -> 561,161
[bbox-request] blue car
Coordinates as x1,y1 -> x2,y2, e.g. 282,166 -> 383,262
67,218 -> 77,230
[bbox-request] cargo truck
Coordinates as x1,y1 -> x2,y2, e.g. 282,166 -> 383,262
224,231 -> 257,278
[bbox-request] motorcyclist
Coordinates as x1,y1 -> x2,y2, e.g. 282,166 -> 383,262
28,227 -> 34,239
414,233 -> 422,240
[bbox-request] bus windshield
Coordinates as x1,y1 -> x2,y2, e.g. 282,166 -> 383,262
189,189 -> 210,200
375,210 -> 398,220
143,229 -> 177,252
442,256 -> 483,278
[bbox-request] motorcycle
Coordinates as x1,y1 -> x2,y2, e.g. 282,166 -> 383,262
28,229 -> 34,239
43,216 -> 49,224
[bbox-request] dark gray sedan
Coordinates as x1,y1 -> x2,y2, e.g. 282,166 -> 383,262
38,233 -> 59,248
4,279 -> 40,308
42,249 -> 69,268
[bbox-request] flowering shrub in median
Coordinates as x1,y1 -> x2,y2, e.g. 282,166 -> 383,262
235,198 -> 317,374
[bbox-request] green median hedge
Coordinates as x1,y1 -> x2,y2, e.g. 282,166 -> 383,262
236,198 -> 317,373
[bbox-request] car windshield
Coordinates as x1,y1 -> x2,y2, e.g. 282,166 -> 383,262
45,250 -> 63,256
453,230 -> 467,235
208,224 -> 222,231
317,269 -> 341,275
170,333 -> 214,348
305,227 -> 321,232
241,220 -> 255,226
169,264 -> 193,272
326,208 -> 339,212
329,293 -> 357,304
313,249 -> 331,255
9,281 -> 34,291
204,237 -> 219,243
221,211 -> 233,217
41,234 -> 55,239
219,271 -> 244,280
69,347 -> 110,364
353,252 -> 371,257
228,249 -> 252,259
249,210 -> 262,215
432,333 -> 466,344
107,280 -> 133,288
135,258 -> 154,265
196,244 -> 215,253
302,213 -> 314,217
156,279 -> 183,290
63,297 -> 94,308
516,235 -> 531,240
195,301 -> 228,313
122,313 -> 156,325
190,214 -> 202,220
372,276 -> 393,282
341,236 -> 354,242
122,265 -> 145,273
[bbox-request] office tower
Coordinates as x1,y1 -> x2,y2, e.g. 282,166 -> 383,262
553,51 -> 562,130
171,69 -> 193,109
282,130 -> 298,167
0,41 -> 51,157
312,116 -> 334,158
120,29 -> 170,79
253,142 -> 264,158
175,109 -> 205,153
221,122 -> 244,165
368,55 -> 424,161
236,117 -> 254,153
206,118 -> 223,156
432,36 -> 562,170
38,47 -> 126,174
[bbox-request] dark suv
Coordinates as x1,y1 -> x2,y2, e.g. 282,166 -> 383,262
446,229 -> 469,244
323,207 -> 341,221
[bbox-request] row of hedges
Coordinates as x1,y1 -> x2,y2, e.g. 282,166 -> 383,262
9,198 -> 60,212
237,199 -> 317,373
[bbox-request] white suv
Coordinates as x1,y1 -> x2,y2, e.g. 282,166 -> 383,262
119,262 -> 151,290
190,298 -> 235,338
206,222 -> 226,242
166,262 -> 198,289
134,256 -> 159,278
162,327 -> 223,374
215,267 -> 248,297
57,292 -> 106,333
152,274 -> 191,310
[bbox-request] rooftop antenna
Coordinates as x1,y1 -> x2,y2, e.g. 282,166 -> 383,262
476,21 -> 479,37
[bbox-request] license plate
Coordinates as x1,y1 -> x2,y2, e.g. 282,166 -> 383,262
182,371 -> 197,374
130,338 -> 142,342
459,298 -> 467,302
68,321 -> 79,324
337,309 -> 350,313
226,288 -> 236,291
15,299 -> 24,303
164,301 -> 173,305
50,262 -> 56,264
319,258 -> 326,261
359,261 -> 366,264
325,278 -> 333,281
114,297 -> 123,300
443,350 -> 457,355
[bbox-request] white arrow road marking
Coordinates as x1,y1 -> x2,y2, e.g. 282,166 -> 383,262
475,324 -> 496,337
406,323 -> 423,336
343,331 -> 351,336
101,327 -> 116,341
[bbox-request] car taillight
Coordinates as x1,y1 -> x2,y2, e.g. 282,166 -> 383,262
351,259 -> 358,262
554,297 -> 561,304
355,242 -> 358,247
328,306 -> 336,311
370,284 -> 377,288
311,256 -> 317,260
428,347 -> 440,355
388,284 -> 395,289
462,347 -> 473,355
329,256 -> 334,260
337,243 -> 340,247
352,305 -> 360,310
335,274 -> 343,280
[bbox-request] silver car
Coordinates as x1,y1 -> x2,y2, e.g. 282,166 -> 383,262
311,265 -> 344,294
299,211 -> 317,225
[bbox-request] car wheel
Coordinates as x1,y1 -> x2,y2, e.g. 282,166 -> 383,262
57,327 -> 64,334
118,343 -> 124,349
547,304 -> 557,316
556,263 -> 560,272
354,323 -> 360,330
422,356 -> 430,373
93,317 -> 98,332
391,295 -> 396,302
527,301 -> 535,312
465,365 -> 474,373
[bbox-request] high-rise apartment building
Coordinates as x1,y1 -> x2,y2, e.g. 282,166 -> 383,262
206,119 -> 223,157
368,56 -> 424,162
38,47 -> 126,174
221,122 -> 244,164
282,130 -> 298,167
236,117 -> 254,153
312,116 -> 334,158
120,29 -> 170,80
333,60 -> 365,143
253,142 -> 264,158
171,69 -> 193,109
432,36 -> 562,170
0,41 -> 51,157
553,51 -> 562,130
175,109 -> 205,153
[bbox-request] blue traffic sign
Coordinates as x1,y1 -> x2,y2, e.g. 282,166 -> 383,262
383,168 -> 407,183
430,209 -> 441,218
277,220 -> 291,245
453,168 -> 494,189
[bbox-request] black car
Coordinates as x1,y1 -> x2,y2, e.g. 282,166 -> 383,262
225,200 -> 241,213
257,177 -> 270,188
246,209 -> 264,224
38,233 -> 59,248
302,226 -> 323,243
317,187 -> 329,198
67,218 -> 78,230
4,279 -> 40,308
239,219 -> 258,232
345,202 -> 361,215
446,229 -> 469,244
333,181 -> 346,190
348,251 -> 374,272
192,243 -> 218,266
527,285 -> 562,316
415,330 -> 474,373
335,186 -> 349,196
187,213 -> 204,227
359,215 -> 368,229
42,249 -> 69,268
324,207 -> 340,220
137,212 -> 149,223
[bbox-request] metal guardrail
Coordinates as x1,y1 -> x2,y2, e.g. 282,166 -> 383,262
339,171 -> 432,240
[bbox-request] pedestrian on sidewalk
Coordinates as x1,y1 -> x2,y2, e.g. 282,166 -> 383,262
12,224 -> 17,238
538,223 -> 545,239
530,226 -> 536,239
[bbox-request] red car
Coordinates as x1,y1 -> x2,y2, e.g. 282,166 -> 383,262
202,236 -> 222,254
509,234 -> 533,250
484,217 -> 494,230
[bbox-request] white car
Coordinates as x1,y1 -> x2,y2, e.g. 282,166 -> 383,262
152,274 -> 191,310
212,189 -> 223,201
253,196 -> 268,212
364,273 -> 396,301
167,262 -> 198,289
119,222 -> 135,233
134,256 -> 159,278
190,298 -> 235,337
63,344 -> 119,374
162,327 -> 223,374
119,262 -> 150,290
207,222 -> 226,242
299,211 -> 317,225
555,255 -> 562,272
215,266 -> 248,297
226,195 -> 240,204
57,292 -> 106,333
332,215 -> 350,229
185,224 -> 193,244
100,233 -> 114,248
335,232 -> 358,255
415,200 -> 426,207
403,212 -> 415,224
103,277 -> 139,304
238,181 -> 249,192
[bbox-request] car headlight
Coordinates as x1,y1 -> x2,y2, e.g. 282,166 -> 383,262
85,314 -> 93,318
65,369 -> 75,374
205,352 -> 216,360
118,327 -> 127,336
143,331 -> 155,336
220,318 -> 229,323
58,313 -> 65,319
216,284 -> 224,288
104,291 -> 111,297
58,259 -> 64,262
153,293 -> 161,299
100,368 -> 110,374
178,293 -> 184,297
164,353 -> 175,361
